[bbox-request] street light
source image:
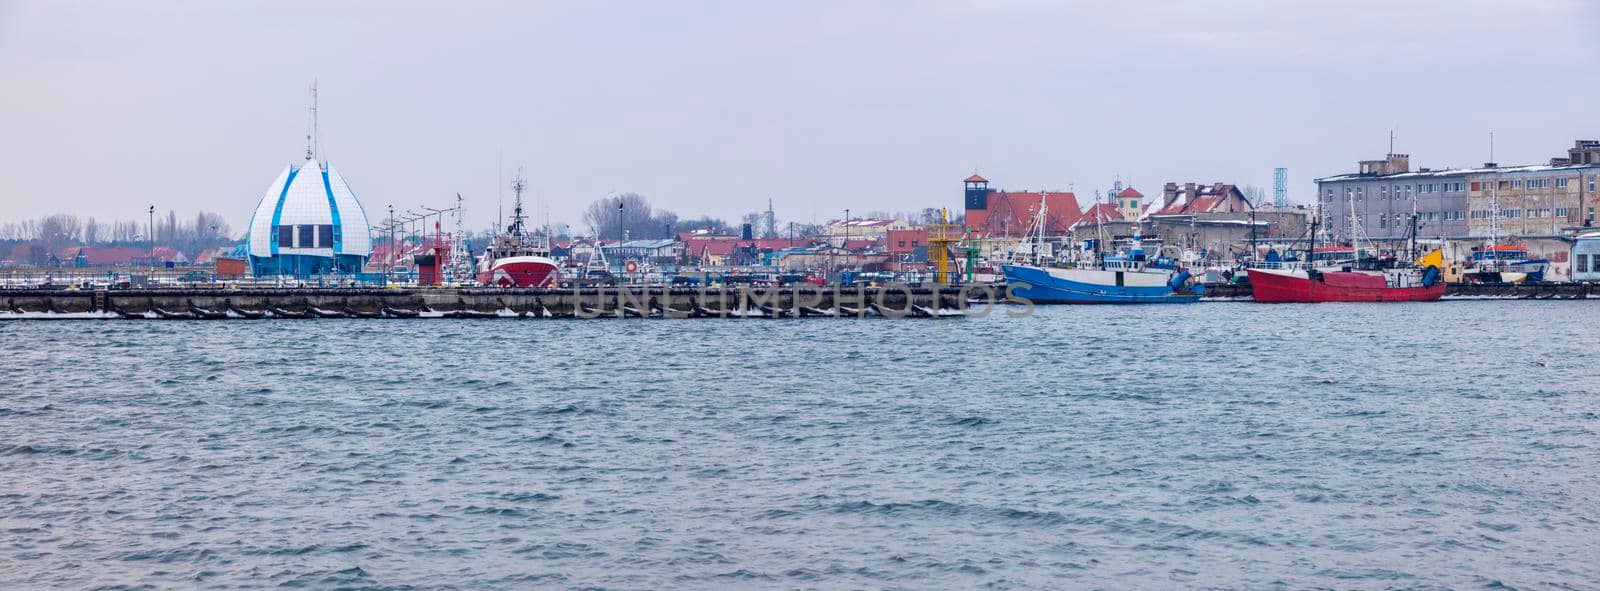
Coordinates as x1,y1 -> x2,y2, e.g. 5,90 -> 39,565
842,208 -> 850,281
617,199 -> 625,278
147,205 -> 155,270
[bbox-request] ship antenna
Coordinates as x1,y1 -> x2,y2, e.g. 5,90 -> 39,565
304,80 -> 319,161
511,167 -> 528,241
497,151 -> 504,235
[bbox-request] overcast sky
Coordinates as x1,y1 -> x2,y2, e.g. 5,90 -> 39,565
3,0 -> 1598,236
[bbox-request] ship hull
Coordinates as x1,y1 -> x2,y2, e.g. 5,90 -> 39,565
477,256 -> 561,288
1247,268 -> 1444,303
1003,264 -> 1201,304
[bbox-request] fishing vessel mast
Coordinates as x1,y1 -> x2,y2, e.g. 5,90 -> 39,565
448,193 -> 472,283
509,172 -> 528,241
1026,190 -> 1049,265
1485,168 -> 1504,272
1347,187 -> 1370,267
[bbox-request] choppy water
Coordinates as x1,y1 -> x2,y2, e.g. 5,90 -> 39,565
2,302 -> 1597,590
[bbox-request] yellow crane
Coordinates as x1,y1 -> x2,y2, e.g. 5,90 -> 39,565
926,208 -> 964,284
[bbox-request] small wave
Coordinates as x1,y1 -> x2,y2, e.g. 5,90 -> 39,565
944,416 -> 997,428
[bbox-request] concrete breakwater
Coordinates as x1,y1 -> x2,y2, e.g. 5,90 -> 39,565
0,285 -> 993,319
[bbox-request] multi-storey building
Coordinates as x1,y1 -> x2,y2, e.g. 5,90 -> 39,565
1316,141 -> 1600,243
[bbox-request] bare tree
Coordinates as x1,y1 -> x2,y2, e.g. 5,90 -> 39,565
581,193 -> 661,240
37,214 -> 83,254
84,217 -> 100,244
1241,185 -> 1266,206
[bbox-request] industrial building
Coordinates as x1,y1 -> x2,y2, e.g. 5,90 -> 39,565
1316,141 -> 1600,242
244,157 -> 372,277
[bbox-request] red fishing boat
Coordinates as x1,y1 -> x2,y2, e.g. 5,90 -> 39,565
1247,267 -> 1444,303
1247,188 -> 1444,303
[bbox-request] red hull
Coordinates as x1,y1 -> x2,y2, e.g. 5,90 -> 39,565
477,258 -> 561,288
1247,269 -> 1445,303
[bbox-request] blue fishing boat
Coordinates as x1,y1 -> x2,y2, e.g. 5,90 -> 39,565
1003,238 -> 1201,304
1001,196 -> 1201,304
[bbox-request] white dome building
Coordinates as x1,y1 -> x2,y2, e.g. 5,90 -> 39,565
244,158 -> 372,276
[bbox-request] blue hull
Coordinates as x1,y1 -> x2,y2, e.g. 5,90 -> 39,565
1003,265 -> 1202,304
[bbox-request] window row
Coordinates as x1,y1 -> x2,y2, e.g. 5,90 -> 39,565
274,224 -> 337,249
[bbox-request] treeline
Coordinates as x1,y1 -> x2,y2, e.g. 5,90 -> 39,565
580,193 -> 735,240
0,211 -> 234,254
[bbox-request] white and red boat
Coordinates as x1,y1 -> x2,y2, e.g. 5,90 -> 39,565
475,174 -> 561,288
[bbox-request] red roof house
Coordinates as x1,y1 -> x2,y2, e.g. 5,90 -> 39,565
1142,182 -> 1252,220
969,191 -> 1081,237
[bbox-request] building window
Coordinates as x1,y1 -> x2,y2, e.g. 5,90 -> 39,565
1557,178 -> 1569,188
1381,187 -> 1388,199
276,225 -> 293,247
1470,181 -> 1481,192
1557,208 -> 1570,217
298,224 -> 315,248
1379,216 -> 1387,229
1580,254 -> 1590,274
319,225 -> 334,247
1512,179 -> 1522,189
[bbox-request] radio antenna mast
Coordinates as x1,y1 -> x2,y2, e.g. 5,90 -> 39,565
304,80 -> 319,160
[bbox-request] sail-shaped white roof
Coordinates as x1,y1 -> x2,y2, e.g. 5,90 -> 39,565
244,158 -> 371,258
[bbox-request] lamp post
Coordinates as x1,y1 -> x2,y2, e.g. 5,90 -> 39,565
147,205 -> 155,270
617,200 -> 625,278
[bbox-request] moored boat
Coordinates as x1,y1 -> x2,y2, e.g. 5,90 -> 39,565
1246,266 -> 1443,303
476,173 -> 561,288
1002,196 -> 1200,304
1248,187 -> 1443,303
1461,244 -> 1547,284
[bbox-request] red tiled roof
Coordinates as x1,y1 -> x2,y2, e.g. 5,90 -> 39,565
1116,187 -> 1143,198
1152,183 -> 1250,217
1080,203 -> 1125,223
57,246 -> 147,265
964,174 -> 989,183
968,191 -> 1081,237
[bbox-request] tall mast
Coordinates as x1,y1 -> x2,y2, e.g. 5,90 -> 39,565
304,80 -> 318,161
1035,190 -> 1048,264
1309,197 -> 1319,265
510,168 -> 527,241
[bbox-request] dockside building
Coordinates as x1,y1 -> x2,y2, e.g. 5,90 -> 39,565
1316,140 -> 1600,242
244,157 -> 373,277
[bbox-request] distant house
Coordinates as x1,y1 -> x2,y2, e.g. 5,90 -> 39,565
962,175 -> 1082,237
1075,203 -> 1125,226
1140,182 -> 1252,221
55,246 -> 146,266
885,228 -> 928,254
822,218 -> 908,246
1114,187 -> 1145,221
603,239 -> 680,263
687,237 -> 816,267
